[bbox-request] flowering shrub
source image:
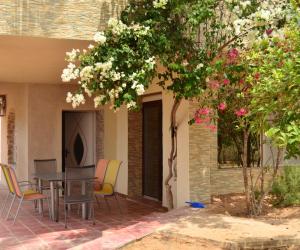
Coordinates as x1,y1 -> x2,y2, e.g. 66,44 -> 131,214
62,18 -> 156,110
193,2 -> 300,214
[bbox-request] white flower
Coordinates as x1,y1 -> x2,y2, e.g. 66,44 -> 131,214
240,1 -> 251,9
122,83 -> 127,88
61,63 -> 79,82
94,95 -> 106,108
145,57 -> 156,69
196,63 -> 204,69
80,66 -> 94,82
66,49 -> 78,62
153,0 -> 168,9
111,71 -> 121,81
108,18 -> 127,36
88,44 -> 94,50
136,84 -> 145,96
93,32 -> 107,44
66,92 -> 73,103
127,101 -> 137,109
67,93 -> 86,108
131,80 -> 138,89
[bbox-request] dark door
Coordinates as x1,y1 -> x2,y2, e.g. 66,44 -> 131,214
143,100 -> 163,201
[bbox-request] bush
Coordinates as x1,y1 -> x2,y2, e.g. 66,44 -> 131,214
271,166 -> 300,207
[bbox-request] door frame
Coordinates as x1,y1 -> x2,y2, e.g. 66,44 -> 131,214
142,99 -> 163,201
62,110 -> 97,172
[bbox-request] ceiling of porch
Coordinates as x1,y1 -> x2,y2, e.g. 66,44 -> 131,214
0,35 -> 90,84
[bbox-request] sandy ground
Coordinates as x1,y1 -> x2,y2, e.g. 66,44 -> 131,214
122,195 -> 300,250
122,233 -> 222,250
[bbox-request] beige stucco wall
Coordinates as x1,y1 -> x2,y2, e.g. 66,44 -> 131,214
0,83 -> 29,183
0,0 -> 127,40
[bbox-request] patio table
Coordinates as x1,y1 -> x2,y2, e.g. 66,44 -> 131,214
33,172 -> 95,222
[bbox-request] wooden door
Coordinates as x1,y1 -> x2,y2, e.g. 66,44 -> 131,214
142,100 -> 163,201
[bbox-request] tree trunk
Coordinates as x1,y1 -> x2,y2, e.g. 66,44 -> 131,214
165,98 -> 182,210
241,129 -> 251,214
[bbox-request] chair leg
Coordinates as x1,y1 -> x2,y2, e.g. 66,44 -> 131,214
6,195 -> 16,220
114,193 -> 122,215
64,203 -> 68,229
46,197 -> 51,220
1,193 -> 10,217
104,196 -> 111,211
92,203 -> 95,226
13,197 -> 23,225
95,195 -> 101,209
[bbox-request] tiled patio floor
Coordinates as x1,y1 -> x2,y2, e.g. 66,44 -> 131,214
0,190 -> 166,250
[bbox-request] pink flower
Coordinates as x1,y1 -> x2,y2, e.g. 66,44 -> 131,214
209,80 -> 220,90
235,108 -> 248,117
197,108 -> 211,115
266,29 -> 273,36
228,48 -> 239,61
218,102 -> 226,111
239,79 -> 245,85
254,72 -> 260,80
195,118 -> 203,124
206,125 -> 217,132
223,79 -> 230,85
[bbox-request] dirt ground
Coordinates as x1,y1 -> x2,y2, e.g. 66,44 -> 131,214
122,233 -> 222,250
207,194 -> 300,219
122,194 -> 300,250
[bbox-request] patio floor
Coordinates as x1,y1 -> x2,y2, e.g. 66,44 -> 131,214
0,189 -> 166,250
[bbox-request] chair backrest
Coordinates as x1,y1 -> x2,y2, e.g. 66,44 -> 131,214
94,159 -> 109,189
7,166 -> 23,198
1,164 -> 14,194
34,159 -> 57,175
64,165 -> 95,202
103,160 -> 122,188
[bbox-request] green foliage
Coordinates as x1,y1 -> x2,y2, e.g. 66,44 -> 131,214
272,166 -> 300,206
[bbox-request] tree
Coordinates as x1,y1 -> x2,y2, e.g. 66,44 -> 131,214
195,2 -> 300,215
62,0 -> 289,210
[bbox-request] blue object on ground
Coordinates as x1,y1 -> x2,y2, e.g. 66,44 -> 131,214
185,201 -> 206,208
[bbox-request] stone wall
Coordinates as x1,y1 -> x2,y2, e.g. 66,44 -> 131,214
7,110 -> 16,165
0,0 -> 127,40
96,110 -> 104,161
188,101 -> 218,203
128,110 -> 143,197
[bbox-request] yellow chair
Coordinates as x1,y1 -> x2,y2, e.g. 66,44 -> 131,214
6,166 -> 51,224
94,160 -> 122,213
0,164 -> 37,219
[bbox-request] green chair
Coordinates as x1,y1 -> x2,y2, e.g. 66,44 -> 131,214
94,160 -> 122,213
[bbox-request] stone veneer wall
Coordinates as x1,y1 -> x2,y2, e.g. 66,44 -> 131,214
128,110 -> 143,197
0,0 -> 127,40
95,110 -> 104,161
189,101 -> 217,203
7,110 -> 16,165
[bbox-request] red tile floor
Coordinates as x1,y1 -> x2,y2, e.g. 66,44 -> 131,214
0,190 -> 166,250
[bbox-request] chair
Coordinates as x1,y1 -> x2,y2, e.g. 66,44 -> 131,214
6,166 -> 51,224
33,159 -> 57,191
0,164 -> 37,219
94,160 -> 109,207
64,165 -> 95,228
94,160 -> 122,213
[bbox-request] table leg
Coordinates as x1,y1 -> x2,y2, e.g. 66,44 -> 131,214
55,182 -> 59,222
81,181 -> 88,219
50,181 -> 56,221
38,179 -> 43,214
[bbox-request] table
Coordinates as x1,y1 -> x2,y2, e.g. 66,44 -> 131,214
33,172 -> 95,222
